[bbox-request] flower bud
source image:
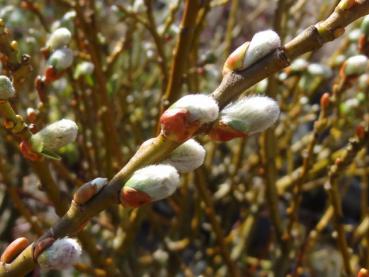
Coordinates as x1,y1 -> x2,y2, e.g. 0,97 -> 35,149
359,268 -> 369,277
0,237 -> 29,263
163,139 -> 206,172
223,30 -> 281,75
307,63 -> 332,78
153,248 -> 169,265
37,237 -> 82,270
320,93 -> 330,110
46,28 -> 72,50
120,165 -> 180,208
359,73 -> 369,89
222,41 -> 249,75
48,48 -> 74,71
73,177 -> 108,205
0,75 -> 15,100
289,58 -> 308,73
30,119 -> 78,157
244,30 -> 281,68
333,55 -> 346,67
62,11 -> 76,24
74,61 -> 94,79
349,29 -> 361,42
340,98 -> 359,115
342,55 -> 368,76
209,95 -> 280,141
160,94 -> 219,141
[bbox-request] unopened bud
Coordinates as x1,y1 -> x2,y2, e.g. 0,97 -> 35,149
349,29 -> 361,42
244,30 -> 281,68
48,48 -> 74,71
358,268 -> 369,277
160,94 -> 219,141
307,63 -> 332,78
37,237 -> 82,270
342,55 -> 368,76
223,30 -> 280,75
359,73 -> 369,90
73,177 -> 108,205
333,55 -> 346,67
289,58 -> 308,73
120,165 -> 180,208
163,139 -> 206,172
30,119 -> 78,158
0,75 -> 15,100
209,95 -> 280,141
74,61 -> 94,79
0,237 -> 29,263
320,93 -> 330,109
46,28 -> 72,50
222,41 -> 249,75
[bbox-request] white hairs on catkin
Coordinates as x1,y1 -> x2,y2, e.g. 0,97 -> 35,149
37,237 -> 82,270
244,30 -> 281,68
31,119 -> 78,152
126,164 -> 180,201
172,94 -> 219,123
163,139 -> 206,173
221,95 -> 280,134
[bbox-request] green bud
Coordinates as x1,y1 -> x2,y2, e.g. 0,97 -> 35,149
48,48 -> 74,71
37,237 -> 81,270
0,75 -> 15,100
220,95 -> 280,135
31,119 -> 78,157
343,55 -> 368,76
46,28 -> 72,50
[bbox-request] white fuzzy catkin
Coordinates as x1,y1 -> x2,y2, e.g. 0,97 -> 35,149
0,75 -> 15,100
37,237 -> 82,270
31,119 -> 78,152
307,63 -> 332,78
344,55 -> 368,76
74,61 -> 94,78
290,58 -> 308,72
48,48 -> 74,71
171,94 -> 219,123
359,73 -> 369,89
163,139 -> 206,173
221,95 -> 280,134
46,28 -> 72,50
243,30 -> 281,68
125,165 -> 180,201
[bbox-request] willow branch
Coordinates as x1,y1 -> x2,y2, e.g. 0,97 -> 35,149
326,128 -> 369,276
2,1 -> 369,275
194,167 -> 240,277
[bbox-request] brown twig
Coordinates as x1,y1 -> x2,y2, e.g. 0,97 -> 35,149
2,1 -> 369,275
194,167 -> 240,277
